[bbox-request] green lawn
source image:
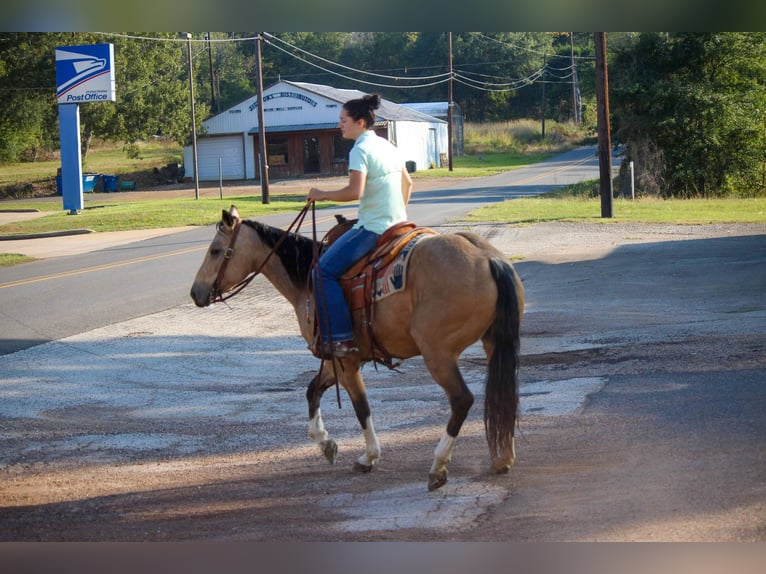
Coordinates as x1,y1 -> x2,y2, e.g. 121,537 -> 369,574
0,140 -> 181,188
463,194 -> 766,225
0,194 -> 312,235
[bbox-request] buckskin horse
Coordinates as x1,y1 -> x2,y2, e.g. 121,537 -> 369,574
190,205 -> 524,491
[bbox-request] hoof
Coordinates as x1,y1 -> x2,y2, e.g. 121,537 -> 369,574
321,440 -> 338,464
428,471 -> 447,491
492,458 -> 514,474
352,461 -> 373,473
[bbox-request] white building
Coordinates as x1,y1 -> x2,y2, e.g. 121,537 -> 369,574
401,101 -> 464,156
183,80 -> 448,182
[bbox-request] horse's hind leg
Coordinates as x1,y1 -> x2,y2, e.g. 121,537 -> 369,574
306,368 -> 338,464
420,351 -> 474,491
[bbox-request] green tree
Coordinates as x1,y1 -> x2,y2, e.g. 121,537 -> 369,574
0,32 -> 66,162
0,32 -> 202,163
611,32 -> 766,197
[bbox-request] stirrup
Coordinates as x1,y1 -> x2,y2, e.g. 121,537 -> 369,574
314,340 -> 358,359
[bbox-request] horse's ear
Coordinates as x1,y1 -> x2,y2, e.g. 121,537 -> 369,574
221,205 -> 240,230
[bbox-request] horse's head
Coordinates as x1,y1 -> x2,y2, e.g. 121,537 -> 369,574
190,205 -> 250,307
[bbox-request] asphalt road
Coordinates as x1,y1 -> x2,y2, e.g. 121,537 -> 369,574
0,146 -> 605,355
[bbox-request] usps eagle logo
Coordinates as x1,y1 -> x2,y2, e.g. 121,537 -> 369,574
56,44 -> 116,104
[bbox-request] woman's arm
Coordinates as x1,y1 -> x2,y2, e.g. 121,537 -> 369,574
400,166 -> 413,205
308,170 -> 366,202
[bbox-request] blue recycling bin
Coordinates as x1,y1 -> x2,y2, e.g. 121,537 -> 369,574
55,173 -> 104,194
102,174 -> 118,192
82,173 -> 99,193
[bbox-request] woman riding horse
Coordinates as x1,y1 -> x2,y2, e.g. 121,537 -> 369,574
307,93 -> 413,360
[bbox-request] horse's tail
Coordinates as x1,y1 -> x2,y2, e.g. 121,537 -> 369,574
484,256 -> 523,465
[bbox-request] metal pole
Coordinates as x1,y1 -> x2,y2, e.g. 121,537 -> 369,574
182,33 -> 200,200
570,33 -> 578,124
255,33 -> 270,203
594,32 -> 613,218
541,53 -> 547,138
206,32 -> 216,113
447,32 -> 454,172
630,160 -> 635,200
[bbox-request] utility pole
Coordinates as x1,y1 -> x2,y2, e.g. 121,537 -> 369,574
594,32 -> 613,218
570,32 -> 579,125
255,32 -> 270,204
181,33 -> 200,200
447,32 -> 454,171
206,32 -> 216,113
541,53 -> 547,138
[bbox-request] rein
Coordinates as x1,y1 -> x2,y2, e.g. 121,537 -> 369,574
211,202 -> 312,303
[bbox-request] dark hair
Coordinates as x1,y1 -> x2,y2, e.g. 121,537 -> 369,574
343,94 -> 381,129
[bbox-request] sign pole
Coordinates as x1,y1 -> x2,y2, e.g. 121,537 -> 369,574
58,104 -> 84,214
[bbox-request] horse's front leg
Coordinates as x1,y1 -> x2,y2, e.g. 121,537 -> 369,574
306,361 -> 381,470
306,370 -> 338,464
342,364 -> 381,472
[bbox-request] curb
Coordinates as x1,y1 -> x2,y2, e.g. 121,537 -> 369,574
0,229 -> 95,241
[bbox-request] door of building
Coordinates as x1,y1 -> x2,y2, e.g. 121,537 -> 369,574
303,136 -> 320,174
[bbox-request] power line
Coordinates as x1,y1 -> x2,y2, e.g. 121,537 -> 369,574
265,33 -> 450,82
264,37 -> 450,90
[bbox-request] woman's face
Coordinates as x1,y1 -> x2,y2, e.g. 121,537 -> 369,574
339,109 -> 366,140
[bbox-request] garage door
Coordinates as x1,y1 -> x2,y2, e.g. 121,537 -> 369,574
196,135 -> 245,181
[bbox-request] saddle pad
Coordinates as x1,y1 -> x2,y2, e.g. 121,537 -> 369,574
372,232 -> 430,301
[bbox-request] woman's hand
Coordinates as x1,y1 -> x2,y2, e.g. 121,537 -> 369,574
307,187 -> 324,202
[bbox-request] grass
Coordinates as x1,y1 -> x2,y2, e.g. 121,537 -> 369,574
0,139 -> 182,194
0,253 -> 37,267
463,183 -> 766,224
0,194 -> 311,235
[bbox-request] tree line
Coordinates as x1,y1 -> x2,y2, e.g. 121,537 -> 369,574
1,32 -> 764,197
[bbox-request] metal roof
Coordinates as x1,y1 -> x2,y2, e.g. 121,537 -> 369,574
248,122 -> 339,134
401,101 -> 462,118
283,81 -> 446,124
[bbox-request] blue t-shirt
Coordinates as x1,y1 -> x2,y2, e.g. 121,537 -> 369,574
348,130 -> 408,235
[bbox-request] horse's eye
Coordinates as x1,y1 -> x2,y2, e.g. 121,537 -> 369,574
210,248 -> 222,257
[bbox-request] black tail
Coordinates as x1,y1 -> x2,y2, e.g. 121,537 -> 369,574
484,256 -> 523,461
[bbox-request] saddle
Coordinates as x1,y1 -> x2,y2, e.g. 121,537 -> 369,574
315,215 -> 437,366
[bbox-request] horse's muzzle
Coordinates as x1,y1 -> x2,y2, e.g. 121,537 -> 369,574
190,283 -> 212,308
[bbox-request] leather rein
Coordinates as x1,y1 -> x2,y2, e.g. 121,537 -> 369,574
210,202 -> 313,304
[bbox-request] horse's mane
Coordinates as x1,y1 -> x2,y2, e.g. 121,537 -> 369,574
243,220 -> 321,287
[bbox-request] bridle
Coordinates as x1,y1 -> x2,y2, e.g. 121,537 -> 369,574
210,202 -> 313,304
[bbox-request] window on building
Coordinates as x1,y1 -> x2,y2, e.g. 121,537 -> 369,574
268,138 -> 288,166
333,134 -> 353,162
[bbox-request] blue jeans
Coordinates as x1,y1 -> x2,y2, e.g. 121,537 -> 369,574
314,226 -> 379,343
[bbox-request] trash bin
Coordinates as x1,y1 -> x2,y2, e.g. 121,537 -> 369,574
82,173 -> 100,193
56,174 -> 101,194
102,174 -> 118,192
405,160 -> 417,173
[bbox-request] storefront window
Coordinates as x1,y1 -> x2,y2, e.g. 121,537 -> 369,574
268,138 -> 288,166
333,134 -> 353,162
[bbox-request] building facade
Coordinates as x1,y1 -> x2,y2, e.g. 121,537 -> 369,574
183,80 -> 448,182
